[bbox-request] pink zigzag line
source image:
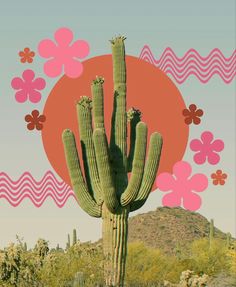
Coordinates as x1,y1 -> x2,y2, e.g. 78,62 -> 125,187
0,171 -> 67,189
140,46 -> 236,66
144,55 -> 236,74
141,49 -> 236,69
140,51 -> 236,71
157,56 -> 235,70
0,171 -> 77,207
157,55 -> 236,69
0,193 -> 76,208
166,69 -> 235,84
139,46 -> 236,83
162,65 -> 236,77
0,188 -> 74,201
0,179 -> 69,193
159,59 -> 235,74
0,183 -> 72,197
141,46 -> 236,62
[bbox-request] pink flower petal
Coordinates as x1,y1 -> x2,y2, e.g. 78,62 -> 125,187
15,90 -> 28,103
190,139 -> 202,151
29,90 -> 42,103
44,59 -> 63,77
188,174 -> 208,192
193,152 -> 206,165
201,131 -> 213,144
22,69 -> 35,82
211,139 -> 224,152
32,78 -> 46,90
173,161 -> 192,179
64,58 -> 83,78
38,39 -> 57,58
208,151 -> 220,165
54,27 -> 73,47
11,77 -> 24,89
162,192 -> 181,207
183,192 -> 201,211
70,40 -> 90,58
156,172 -> 175,191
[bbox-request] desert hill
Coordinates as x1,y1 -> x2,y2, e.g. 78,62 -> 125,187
128,206 -> 229,254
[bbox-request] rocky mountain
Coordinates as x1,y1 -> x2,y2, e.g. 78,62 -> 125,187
128,206 -> 229,254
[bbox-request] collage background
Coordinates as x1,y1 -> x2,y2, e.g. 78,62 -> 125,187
0,0 -> 235,248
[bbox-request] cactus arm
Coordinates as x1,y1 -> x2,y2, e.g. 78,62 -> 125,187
92,77 -> 105,131
110,36 -> 127,158
120,122 -> 147,206
127,122 -> 136,172
110,37 -> 128,195
130,132 -> 163,212
77,97 -> 103,204
127,108 -> 142,172
93,129 -> 120,213
62,129 -> 101,218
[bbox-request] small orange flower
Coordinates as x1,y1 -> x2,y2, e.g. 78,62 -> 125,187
211,170 -> 227,185
25,110 -> 46,130
19,47 -> 35,63
182,104 -> 203,125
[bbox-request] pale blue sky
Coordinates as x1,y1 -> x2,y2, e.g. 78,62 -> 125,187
0,0 -> 235,248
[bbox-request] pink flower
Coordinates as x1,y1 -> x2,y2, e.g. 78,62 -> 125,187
11,69 -> 46,103
156,161 -> 208,211
38,27 -> 89,78
190,131 -> 224,165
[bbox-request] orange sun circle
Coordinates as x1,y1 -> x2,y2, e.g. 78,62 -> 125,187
42,55 -> 189,190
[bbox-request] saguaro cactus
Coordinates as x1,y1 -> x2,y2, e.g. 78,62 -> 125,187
73,229 -> 77,246
226,232 -> 232,249
67,234 -> 71,250
62,36 -> 162,287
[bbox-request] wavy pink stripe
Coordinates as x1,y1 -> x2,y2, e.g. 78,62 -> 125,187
139,46 -> 236,83
0,193 -> 76,208
162,64 -> 236,77
0,180 -> 69,193
0,184 -> 72,198
0,172 -> 67,189
140,46 -> 236,64
0,188 -> 75,202
0,171 -> 77,207
141,50 -> 236,69
159,59 -> 235,73
167,69 -> 236,84
141,54 -> 236,70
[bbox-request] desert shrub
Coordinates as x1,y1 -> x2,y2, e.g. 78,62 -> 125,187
126,242 -> 179,285
188,238 -> 230,276
0,236 -> 234,286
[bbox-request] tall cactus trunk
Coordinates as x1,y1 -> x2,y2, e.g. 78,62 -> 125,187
102,205 -> 129,287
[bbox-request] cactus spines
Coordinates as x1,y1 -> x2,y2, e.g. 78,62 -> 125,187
62,36 -> 163,287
